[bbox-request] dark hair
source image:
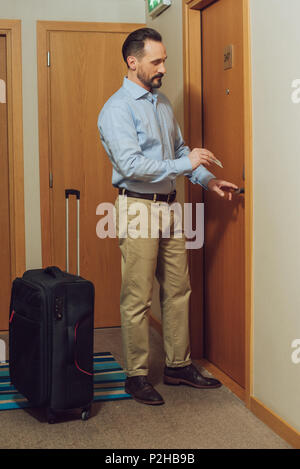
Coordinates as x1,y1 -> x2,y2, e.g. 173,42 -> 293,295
122,28 -> 162,67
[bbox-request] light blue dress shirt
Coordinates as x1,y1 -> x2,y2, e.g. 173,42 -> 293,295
97,77 -> 216,194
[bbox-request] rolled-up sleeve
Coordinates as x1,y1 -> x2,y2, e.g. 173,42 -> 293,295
98,105 -> 193,184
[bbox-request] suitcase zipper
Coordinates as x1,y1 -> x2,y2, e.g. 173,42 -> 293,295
9,310 -> 15,323
74,320 -> 93,376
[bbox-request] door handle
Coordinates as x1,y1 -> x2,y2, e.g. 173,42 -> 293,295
234,187 -> 245,195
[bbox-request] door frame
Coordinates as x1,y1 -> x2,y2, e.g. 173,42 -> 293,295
0,20 -> 26,283
182,0 -> 253,406
36,21 -> 145,267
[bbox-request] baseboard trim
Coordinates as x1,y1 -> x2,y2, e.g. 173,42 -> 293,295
250,396 -> 300,449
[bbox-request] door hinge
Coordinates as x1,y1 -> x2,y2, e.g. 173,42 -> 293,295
47,51 -> 50,67
49,171 -> 53,188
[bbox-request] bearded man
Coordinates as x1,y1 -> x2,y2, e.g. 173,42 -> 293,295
98,28 -> 237,405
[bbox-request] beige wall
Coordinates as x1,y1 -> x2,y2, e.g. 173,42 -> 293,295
0,0 -> 145,269
250,0 -> 300,433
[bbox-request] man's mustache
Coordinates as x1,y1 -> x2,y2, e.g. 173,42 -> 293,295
151,74 -> 164,80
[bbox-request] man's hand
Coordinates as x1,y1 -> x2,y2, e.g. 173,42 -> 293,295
188,148 -> 219,170
207,178 -> 239,201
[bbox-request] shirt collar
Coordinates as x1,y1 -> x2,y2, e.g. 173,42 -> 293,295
123,77 -> 158,102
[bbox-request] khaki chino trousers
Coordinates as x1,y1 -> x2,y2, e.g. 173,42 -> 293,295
115,195 -> 192,377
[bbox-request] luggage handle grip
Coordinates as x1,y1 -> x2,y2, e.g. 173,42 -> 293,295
44,266 -> 64,279
65,189 -> 80,199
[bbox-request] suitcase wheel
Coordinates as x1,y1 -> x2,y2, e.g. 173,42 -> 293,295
81,406 -> 91,421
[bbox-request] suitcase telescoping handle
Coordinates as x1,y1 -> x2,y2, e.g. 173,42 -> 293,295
65,189 -> 80,275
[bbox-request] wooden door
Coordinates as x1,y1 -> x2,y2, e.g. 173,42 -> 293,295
47,30 -> 129,327
0,35 -> 12,331
202,0 -> 246,387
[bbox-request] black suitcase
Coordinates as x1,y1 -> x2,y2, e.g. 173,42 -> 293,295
9,189 -> 94,423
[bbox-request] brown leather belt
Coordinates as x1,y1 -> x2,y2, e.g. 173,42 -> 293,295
118,188 -> 176,204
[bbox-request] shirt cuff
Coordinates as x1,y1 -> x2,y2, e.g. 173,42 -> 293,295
174,156 -> 193,175
200,173 -> 216,190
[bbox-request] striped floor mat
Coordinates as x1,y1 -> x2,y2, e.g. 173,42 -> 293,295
0,352 -> 131,410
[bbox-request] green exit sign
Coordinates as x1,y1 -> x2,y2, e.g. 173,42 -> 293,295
148,0 -> 171,18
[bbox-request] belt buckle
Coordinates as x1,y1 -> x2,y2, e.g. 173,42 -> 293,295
153,193 -> 157,203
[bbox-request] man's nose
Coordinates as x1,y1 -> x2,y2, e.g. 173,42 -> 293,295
158,63 -> 166,75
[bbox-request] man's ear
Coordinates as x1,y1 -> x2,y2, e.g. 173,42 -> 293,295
127,56 -> 137,71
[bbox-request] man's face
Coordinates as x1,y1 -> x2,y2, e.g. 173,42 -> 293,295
134,40 -> 167,90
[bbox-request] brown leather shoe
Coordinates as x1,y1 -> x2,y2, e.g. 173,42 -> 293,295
164,364 -> 222,389
125,376 -> 165,405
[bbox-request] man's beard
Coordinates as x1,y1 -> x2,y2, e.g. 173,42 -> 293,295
137,70 -> 164,89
